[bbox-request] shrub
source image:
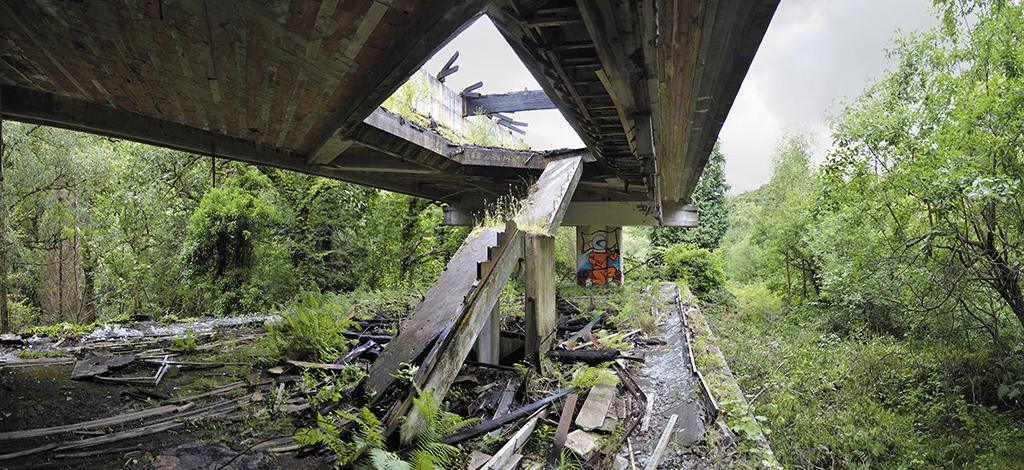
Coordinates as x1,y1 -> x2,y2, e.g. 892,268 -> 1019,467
180,167 -> 294,316
256,291 -> 357,364
662,243 -> 726,301
728,282 -> 783,323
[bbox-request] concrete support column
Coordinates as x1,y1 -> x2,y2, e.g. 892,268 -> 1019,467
474,302 -> 501,364
524,234 -> 555,365
576,226 -> 624,287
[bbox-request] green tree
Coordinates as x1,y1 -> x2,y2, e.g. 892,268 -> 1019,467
826,0 -> 1024,338
181,166 -> 292,316
651,142 -> 730,250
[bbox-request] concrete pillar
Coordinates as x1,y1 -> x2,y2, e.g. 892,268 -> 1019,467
475,302 -> 501,364
524,234 -> 556,365
576,226 -> 624,287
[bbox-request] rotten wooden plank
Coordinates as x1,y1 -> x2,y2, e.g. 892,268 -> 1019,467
547,393 -> 579,466
645,414 -> 678,470
0,404 -> 185,441
463,90 -> 555,116
484,407 -> 545,469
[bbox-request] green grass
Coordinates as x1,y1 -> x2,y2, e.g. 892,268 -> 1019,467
707,284 -> 1024,468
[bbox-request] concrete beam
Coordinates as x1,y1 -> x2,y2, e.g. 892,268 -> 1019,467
514,156 -> 583,237
524,234 -> 556,364
561,201 -> 697,227
445,200 -> 698,227
474,303 -> 501,365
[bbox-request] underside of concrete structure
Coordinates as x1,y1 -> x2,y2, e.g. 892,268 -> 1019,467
0,0 -> 777,225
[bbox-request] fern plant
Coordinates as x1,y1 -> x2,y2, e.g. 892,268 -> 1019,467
297,390 -> 474,469
400,390 -> 478,467
295,407 -> 383,465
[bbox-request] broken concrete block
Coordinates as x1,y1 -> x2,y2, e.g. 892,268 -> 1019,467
70,353 -> 135,380
565,429 -> 601,460
613,455 -> 629,470
575,381 -> 616,430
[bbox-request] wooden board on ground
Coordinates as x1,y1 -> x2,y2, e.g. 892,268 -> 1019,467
575,381 -> 616,431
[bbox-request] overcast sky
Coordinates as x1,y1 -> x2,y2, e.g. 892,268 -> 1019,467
423,1 -> 937,194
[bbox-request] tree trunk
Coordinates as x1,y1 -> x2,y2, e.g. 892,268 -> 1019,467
984,235 -> 1024,331
0,98 -> 9,333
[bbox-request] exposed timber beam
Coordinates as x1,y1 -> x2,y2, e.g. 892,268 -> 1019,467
307,2 -> 489,164
462,90 -> 556,116
445,201 -> 697,227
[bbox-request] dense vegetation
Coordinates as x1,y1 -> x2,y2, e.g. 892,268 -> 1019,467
0,123 -> 467,332
706,2 -> 1024,467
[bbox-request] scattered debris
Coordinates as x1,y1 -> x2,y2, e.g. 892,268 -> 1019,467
69,353 -> 135,380
547,348 -> 644,364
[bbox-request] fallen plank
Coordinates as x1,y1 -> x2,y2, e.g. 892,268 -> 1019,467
0,404 -> 183,441
575,381 -> 616,431
484,407 -> 545,469
286,359 -> 353,370
485,379 -> 518,439
0,356 -> 75,367
645,414 -> 678,470
546,393 -> 579,466
640,392 -> 656,433
547,349 -> 643,364
0,443 -> 58,461
0,419 -> 184,460
56,420 -> 184,452
54,444 -> 143,459
335,340 -> 377,365
627,437 -> 637,470
441,388 -> 573,445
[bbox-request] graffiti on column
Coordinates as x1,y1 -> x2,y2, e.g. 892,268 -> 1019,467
576,228 -> 622,287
